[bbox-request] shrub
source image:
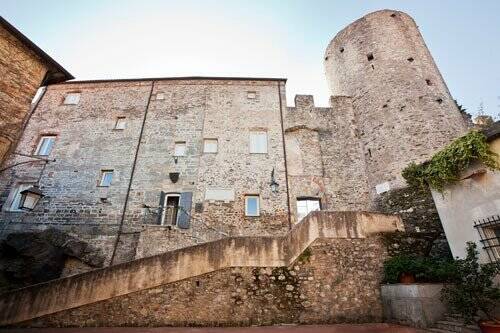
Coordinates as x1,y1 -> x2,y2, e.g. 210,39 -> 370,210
440,242 -> 500,324
402,131 -> 499,192
383,255 -> 457,284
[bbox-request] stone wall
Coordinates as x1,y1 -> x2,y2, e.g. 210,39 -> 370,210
375,186 -> 451,259
0,211 -> 403,326
285,95 -> 371,223
0,78 -> 289,263
0,24 -> 49,163
324,10 -> 466,197
17,237 -> 388,327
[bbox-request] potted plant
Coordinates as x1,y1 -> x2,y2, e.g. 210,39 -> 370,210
383,255 -> 419,284
441,242 -> 500,333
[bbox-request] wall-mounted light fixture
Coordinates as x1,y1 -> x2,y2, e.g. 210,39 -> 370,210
270,168 -> 279,193
0,153 -> 55,211
19,185 -> 44,210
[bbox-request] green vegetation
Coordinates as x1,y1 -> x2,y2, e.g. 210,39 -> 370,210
402,131 -> 499,192
441,242 -> 500,324
383,255 -> 457,284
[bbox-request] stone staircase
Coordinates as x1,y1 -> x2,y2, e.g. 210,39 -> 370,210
0,211 -> 403,326
428,314 -> 480,333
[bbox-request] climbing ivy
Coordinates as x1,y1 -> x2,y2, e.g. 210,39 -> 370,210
402,131 -> 499,192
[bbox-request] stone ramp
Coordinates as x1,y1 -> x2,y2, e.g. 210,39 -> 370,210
0,211 -> 402,326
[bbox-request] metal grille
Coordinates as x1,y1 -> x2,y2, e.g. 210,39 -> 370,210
473,215 -> 500,263
161,206 -> 179,226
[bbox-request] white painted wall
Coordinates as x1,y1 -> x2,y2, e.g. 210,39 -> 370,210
431,139 -> 500,263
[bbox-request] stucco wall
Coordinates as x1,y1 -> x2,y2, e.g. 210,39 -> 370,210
0,24 -> 49,164
431,137 -> 500,262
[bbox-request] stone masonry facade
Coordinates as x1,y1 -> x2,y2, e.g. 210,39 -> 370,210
0,10 -> 466,272
0,24 -> 48,163
0,17 -> 71,165
17,237 -> 388,327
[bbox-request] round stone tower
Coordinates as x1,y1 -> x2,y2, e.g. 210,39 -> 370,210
324,9 -> 466,195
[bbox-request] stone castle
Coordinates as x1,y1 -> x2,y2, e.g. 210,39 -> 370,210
0,9 -> 468,327
0,9 -> 466,265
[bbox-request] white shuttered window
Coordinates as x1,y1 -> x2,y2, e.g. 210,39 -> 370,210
249,131 -> 267,154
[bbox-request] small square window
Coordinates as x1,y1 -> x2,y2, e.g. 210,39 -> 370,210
245,195 -> 260,216
156,93 -> 165,100
114,117 -> 126,130
64,93 -> 80,105
249,131 -> 267,154
174,142 -> 186,156
247,91 -> 257,99
296,198 -> 321,222
100,170 -> 114,187
35,136 -> 56,156
203,139 -> 218,153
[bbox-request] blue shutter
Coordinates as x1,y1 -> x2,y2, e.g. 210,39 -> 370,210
156,191 -> 166,225
177,192 -> 192,229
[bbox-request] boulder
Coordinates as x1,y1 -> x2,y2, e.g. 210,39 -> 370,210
0,228 -> 105,292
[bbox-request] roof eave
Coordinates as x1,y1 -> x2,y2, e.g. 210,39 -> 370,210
0,16 -> 73,84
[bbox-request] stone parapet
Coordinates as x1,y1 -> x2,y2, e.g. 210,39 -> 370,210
0,211 -> 402,326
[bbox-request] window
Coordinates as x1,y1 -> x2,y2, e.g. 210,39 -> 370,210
174,142 -> 186,156
249,131 -> 267,154
247,91 -> 257,99
9,184 -> 33,211
203,139 -> 218,153
63,93 -> 80,105
114,117 -> 126,130
296,198 -> 321,221
99,170 -> 114,187
245,195 -> 260,216
35,136 -> 56,156
161,194 -> 180,226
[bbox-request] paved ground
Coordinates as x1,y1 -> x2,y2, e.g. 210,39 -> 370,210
0,324 -> 429,333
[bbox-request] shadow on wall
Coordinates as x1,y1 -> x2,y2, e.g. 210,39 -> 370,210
0,228 -> 104,293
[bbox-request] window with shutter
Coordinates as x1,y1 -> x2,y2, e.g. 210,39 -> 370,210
156,191 -> 166,225
249,131 -> 267,154
177,192 -> 193,229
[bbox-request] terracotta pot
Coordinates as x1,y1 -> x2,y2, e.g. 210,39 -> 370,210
479,321 -> 500,333
399,272 -> 416,284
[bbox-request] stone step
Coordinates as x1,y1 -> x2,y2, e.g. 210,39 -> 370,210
444,314 -> 480,324
435,320 -> 480,333
428,328 -> 454,333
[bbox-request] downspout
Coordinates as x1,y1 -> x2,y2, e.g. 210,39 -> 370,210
110,81 -> 155,265
277,81 -> 292,230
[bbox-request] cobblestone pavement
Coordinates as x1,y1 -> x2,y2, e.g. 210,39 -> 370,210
0,324 -> 429,333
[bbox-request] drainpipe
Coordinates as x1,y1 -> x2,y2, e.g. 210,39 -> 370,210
110,81 -> 155,265
277,81 -> 292,230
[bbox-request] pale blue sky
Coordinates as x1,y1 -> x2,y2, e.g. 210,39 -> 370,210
2,0 -> 499,115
